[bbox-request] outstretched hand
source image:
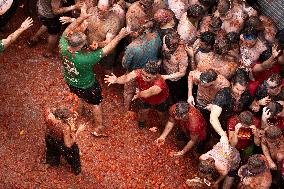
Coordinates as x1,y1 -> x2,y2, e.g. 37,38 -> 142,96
20,17 -> 33,31
132,88 -> 140,101
104,73 -> 117,86
60,16 -> 75,24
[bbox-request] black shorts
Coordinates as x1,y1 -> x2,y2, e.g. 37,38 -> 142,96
39,16 -> 61,35
141,96 -> 171,112
68,82 -> 103,105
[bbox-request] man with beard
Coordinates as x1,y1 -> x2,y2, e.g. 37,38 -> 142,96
161,31 -> 188,102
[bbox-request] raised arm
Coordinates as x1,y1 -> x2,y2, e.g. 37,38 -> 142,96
210,105 -> 228,144
155,119 -> 175,146
102,28 -> 129,56
51,0 -> 81,15
136,86 -> 162,99
187,71 -> 197,106
2,17 -> 33,49
104,71 -> 137,85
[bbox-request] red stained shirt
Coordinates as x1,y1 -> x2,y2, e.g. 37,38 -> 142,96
268,116 -> 284,131
135,69 -> 169,105
227,115 -> 261,150
253,62 -> 281,84
169,104 -> 207,141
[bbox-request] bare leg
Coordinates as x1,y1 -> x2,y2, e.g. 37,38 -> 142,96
30,25 -> 47,42
222,176 -> 234,189
137,108 -> 149,128
43,34 -> 59,57
123,78 -> 136,111
91,104 -> 104,133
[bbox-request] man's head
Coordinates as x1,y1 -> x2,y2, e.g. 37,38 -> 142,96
226,32 -> 240,45
200,31 -> 216,50
210,17 -> 222,32
265,126 -> 282,140
154,9 -> 176,27
231,69 -> 249,97
265,101 -> 283,118
241,27 -> 258,47
199,158 -> 219,180
200,69 -> 218,87
187,4 -> 205,19
217,0 -> 231,17
98,0 -> 110,11
247,154 -> 267,175
142,60 -> 160,81
139,0 -> 154,9
238,111 -> 253,127
244,16 -> 264,32
164,31 -> 180,53
199,0 -> 216,8
214,37 -> 230,54
265,73 -> 282,95
174,102 -> 189,119
66,32 -> 87,51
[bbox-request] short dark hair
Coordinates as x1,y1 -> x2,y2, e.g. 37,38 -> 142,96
66,32 -> 87,48
174,102 -> 189,117
52,107 -> 73,123
247,154 -> 266,174
226,32 -> 240,45
242,27 -> 258,40
210,17 -> 222,30
187,4 -> 205,18
143,60 -> 160,75
244,16 -> 263,31
265,126 -> 282,139
200,69 -> 218,84
199,158 -> 216,175
165,31 -> 180,48
265,101 -> 283,117
238,111 -> 253,126
258,46 -> 272,63
231,68 -> 249,86
200,31 -> 216,46
217,0 -> 231,16
267,73 -> 282,86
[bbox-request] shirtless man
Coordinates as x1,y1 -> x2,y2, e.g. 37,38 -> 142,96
126,0 -> 154,32
238,154 -> 272,189
155,102 -> 207,156
0,17 -> 33,53
260,15 -> 277,44
161,31 -> 188,102
177,4 -> 205,45
168,0 -> 188,20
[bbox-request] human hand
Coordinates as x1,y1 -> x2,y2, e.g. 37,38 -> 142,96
262,107 -> 271,122
170,150 -> 185,157
258,96 -> 271,106
119,27 -> 129,37
60,16 -> 75,24
104,73 -> 117,86
185,44 -> 194,56
251,101 -> 260,112
132,88 -> 141,101
20,17 -> 33,31
205,104 -> 212,111
187,96 -> 195,106
235,123 -> 242,133
149,127 -> 158,132
155,137 -> 165,147
75,1 -> 84,9
269,161 -> 277,170
80,2 -> 88,16
272,45 -> 281,59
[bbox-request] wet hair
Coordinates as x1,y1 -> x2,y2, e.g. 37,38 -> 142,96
265,101 -> 283,117
187,4 -> 205,19
242,27 -> 258,40
214,38 -> 230,54
175,102 -> 189,117
217,0 -> 231,16
231,68 -> 249,86
226,32 -> 240,45
267,73 -> 282,86
143,60 -> 160,75
52,107 -> 73,123
66,32 -> 87,48
140,0 -> 154,7
247,154 -> 266,175
258,46 -> 272,63
199,158 -> 219,180
200,69 -> 218,83
265,126 -> 282,140
165,31 -> 180,49
200,31 -> 216,46
154,9 -> 175,25
199,0 -> 216,7
244,16 -> 263,32
210,17 -> 222,30
238,111 -> 253,126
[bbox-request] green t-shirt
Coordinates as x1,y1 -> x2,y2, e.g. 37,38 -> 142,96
0,40 -> 4,53
59,35 -> 104,89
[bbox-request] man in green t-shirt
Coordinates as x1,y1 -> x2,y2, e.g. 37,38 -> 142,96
59,5 -> 129,136
0,17 -> 33,53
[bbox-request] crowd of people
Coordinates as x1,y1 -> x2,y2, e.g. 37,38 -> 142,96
1,0 -> 284,188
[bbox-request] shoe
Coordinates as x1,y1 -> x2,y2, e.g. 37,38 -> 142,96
138,121 -> 145,128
